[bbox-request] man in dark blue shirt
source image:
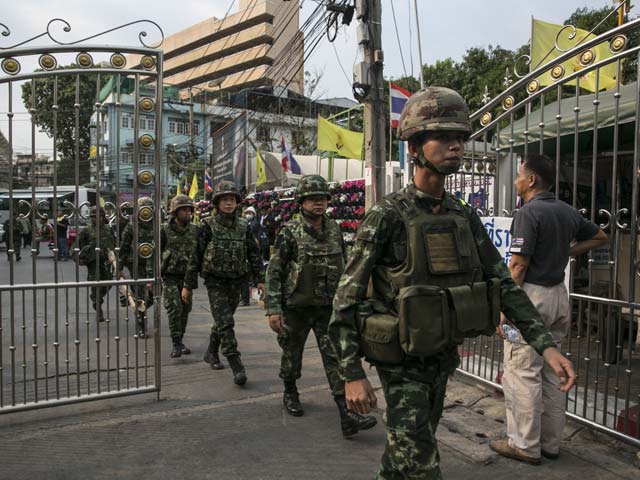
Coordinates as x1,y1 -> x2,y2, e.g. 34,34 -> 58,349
491,154 -> 607,464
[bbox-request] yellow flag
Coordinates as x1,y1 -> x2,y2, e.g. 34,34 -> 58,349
317,116 -> 364,159
188,173 -> 198,200
531,18 -> 617,92
256,149 -> 267,187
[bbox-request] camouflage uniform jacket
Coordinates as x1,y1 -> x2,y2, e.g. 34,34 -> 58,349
2,218 -> 23,242
77,223 -> 117,267
265,215 -> 347,316
118,221 -> 155,279
160,219 -> 196,279
328,183 -> 556,382
184,213 -> 264,290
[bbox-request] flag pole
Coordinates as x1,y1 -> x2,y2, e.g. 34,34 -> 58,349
388,81 -> 393,191
413,0 -> 425,89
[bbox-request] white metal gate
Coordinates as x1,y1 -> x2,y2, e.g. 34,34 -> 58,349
0,19 -> 165,413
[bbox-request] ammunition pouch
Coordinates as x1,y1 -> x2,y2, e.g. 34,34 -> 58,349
356,300 -> 404,365
396,279 -> 501,358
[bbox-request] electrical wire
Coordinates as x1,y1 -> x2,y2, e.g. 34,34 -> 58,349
407,0 -> 414,79
332,41 -> 353,90
390,0 -> 408,79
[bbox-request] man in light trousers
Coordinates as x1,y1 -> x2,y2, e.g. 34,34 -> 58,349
491,154 -> 608,464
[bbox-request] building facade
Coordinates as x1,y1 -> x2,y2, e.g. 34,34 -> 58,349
131,0 -> 303,97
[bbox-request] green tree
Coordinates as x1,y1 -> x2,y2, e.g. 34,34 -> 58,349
412,5 -> 634,112
21,65 -> 109,185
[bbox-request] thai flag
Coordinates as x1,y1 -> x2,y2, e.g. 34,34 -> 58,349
280,137 -> 302,174
204,170 -> 213,193
390,82 -> 412,129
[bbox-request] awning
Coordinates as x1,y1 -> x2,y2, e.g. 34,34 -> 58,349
496,81 -> 638,148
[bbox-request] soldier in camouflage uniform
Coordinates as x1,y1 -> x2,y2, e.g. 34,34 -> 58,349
328,87 -> 576,479
3,216 -> 23,261
183,181 -> 264,386
265,175 -> 377,437
77,206 -> 116,322
161,195 -> 197,358
119,197 -> 155,338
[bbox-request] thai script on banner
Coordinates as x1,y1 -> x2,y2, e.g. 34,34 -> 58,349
480,217 -> 512,266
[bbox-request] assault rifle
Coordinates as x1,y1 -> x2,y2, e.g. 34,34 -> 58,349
106,249 -> 146,314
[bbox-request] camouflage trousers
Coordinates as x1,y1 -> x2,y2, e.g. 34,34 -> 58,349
278,305 -> 344,396
162,278 -> 192,340
87,266 -> 113,311
126,267 -> 154,313
205,276 -> 242,358
375,354 -> 458,480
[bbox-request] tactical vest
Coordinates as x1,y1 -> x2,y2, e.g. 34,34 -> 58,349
201,215 -> 249,278
284,218 -> 345,308
363,192 -> 500,360
78,224 -> 116,266
161,221 -> 196,277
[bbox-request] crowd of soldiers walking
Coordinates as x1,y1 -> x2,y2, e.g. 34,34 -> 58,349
72,174 -> 379,441
7,86 -> 597,479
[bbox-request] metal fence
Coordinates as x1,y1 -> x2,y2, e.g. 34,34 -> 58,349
0,20 -> 164,413
457,10 -> 640,447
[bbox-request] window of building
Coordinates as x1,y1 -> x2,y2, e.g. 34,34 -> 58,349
140,150 -> 154,166
257,124 -> 271,143
169,121 -> 176,134
121,113 -> 133,129
139,115 -> 156,131
120,147 -> 132,164
177,122 -> 185,135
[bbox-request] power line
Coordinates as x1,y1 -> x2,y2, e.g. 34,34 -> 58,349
407,0 -> 414,79
390,0 -> 408,78
331,41 -> 353,90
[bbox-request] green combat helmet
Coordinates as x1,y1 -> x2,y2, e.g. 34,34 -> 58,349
169,195 -> 194,214
212,180 -> 241,204
296,174 -> 331,202
397,86 -> 471,174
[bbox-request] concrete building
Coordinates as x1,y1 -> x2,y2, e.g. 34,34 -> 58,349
94,83 -> 322,200
12,153 -> 58,187
151,0 -> 303,96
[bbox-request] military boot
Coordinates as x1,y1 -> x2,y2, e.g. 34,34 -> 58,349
203,333 -> 224,370
334,395 -> 378,438
283,380 -> 304,417
227,355 -> 247,386
170,338 -> 182,358
136,312 -> 147,339
180,341 -> 191,355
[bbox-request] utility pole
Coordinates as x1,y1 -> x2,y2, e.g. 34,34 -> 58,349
360,0 -> 386,209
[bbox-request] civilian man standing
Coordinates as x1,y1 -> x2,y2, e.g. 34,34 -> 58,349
490,154 -> 608,464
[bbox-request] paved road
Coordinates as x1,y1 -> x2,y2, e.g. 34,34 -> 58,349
0,267 -> 638,479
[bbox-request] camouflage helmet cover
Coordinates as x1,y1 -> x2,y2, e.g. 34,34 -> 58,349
169,195 -> 194,214
296,174 -> 331,202
138,196 -> 154,207
213,180 -> 241,204
397,86 -> 471,141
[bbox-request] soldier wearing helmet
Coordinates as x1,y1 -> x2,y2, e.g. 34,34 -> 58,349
160,195 -> 196,358
264,175 -> 377,437
118,196 -> 156,338
77,205 -> 116,322
183,180 -> 265,385
328,87 -> 575,478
